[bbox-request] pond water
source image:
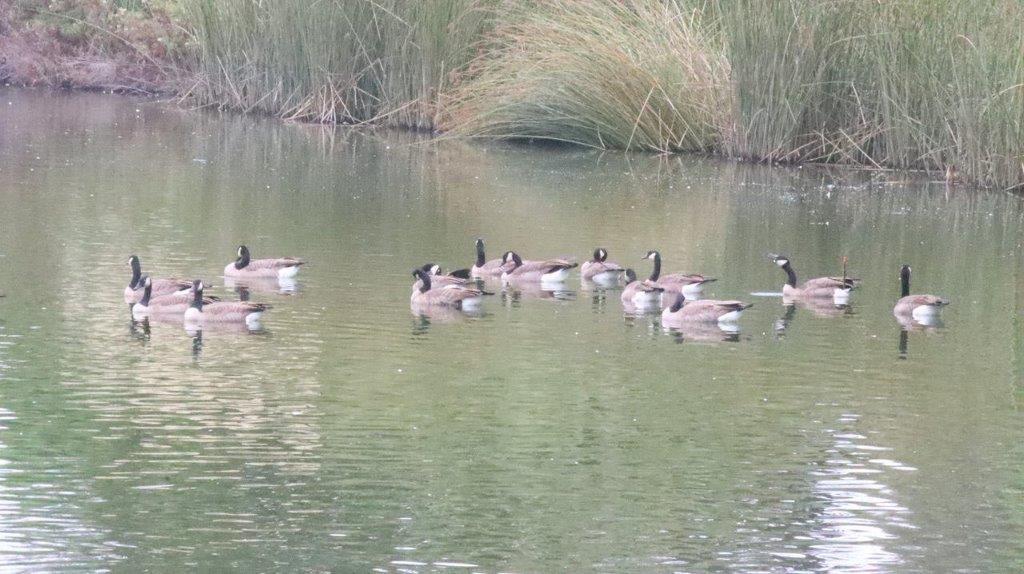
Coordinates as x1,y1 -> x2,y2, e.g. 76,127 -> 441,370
0,89 -> 1023,572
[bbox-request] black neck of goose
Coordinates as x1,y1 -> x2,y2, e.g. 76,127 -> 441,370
669,292 -> 686,312
419,272 -> 431,293
511,253 -> 523,270
140,282 -> 151,306
783,262 -> 797,288
235,249 -> 250,270
129,259 -> 142,288
476,241 -> 485,267
649,253 -> 661,282
900,267 -> 910,298
624,269 -> 636,285
192,287 -> 204,311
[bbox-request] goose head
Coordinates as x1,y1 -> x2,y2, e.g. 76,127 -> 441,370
501,251 -> 523,269
235,245 -> 251,269
128,255 -> 142,286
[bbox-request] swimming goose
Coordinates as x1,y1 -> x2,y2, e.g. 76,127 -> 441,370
893,265 -> 948,321
581,248 -> 625,283
131,276 -> 219,318
661,291 -> 752,325
411,268 -> 488,309
124,255 -> 190,304
500,251 -> 577,283
771,254 -> 858,299
471,239 -> 505,278
620,268 -> 664,306
184,280 -> 268,327
642,250 -> 715,295
224,245 -> 303,279
413,263 -> 471,292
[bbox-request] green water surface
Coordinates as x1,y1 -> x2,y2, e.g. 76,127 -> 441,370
0,89 -> 1022,572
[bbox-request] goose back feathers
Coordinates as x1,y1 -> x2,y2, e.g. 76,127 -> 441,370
224,245 -> 303,279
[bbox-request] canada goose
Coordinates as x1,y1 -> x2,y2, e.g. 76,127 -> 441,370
581,248 -> 624,283
471,238 -> 504,278
893,265 -> 948,321
410,268 -> 488,309
500,251 -> 577,283
771,254 -> 858,299
224,245 -> 303,279
413,263 -> 472,292
184,279 -> 268,327
131,276 -> 219,318
642,250 -> 715,295
620,268 -> 664,306
124,255 -> 190,304
661,292 -> 751,325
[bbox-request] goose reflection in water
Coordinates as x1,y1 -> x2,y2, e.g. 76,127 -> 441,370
896,315 -> 944,359
774,300 -> 855,338
663,322 -> 742,344
127,318 -> 151,346
500,281 -> 575,307
224,275 -> 297,295
410,301 -> 484,331
622,298 -> 662,318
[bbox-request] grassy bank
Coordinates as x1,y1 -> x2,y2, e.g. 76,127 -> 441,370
1,1 -> 189,93
183,0 -> 492,127
5,1 -> 1022,190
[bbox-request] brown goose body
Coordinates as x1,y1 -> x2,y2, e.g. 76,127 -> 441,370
470,239 -> 505,278
124,255 -> 190,304
131,277 -> 218,317
500,251 -> 577,282
893,265 -> 948,319
643,250 -> 715,295
581,248 -> 624,282
410,268 -> 488,308
620,268 -> 664,305
183,280 -> 268,324
412,264 -> 471,292
773,255 -> 858,298
224,245 -> 303,279
661,292 -> 751,325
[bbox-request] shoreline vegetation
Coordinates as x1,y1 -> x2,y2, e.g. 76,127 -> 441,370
2,1 -> 1022,191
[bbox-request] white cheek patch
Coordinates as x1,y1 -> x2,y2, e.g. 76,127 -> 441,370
775,259 -> 788,267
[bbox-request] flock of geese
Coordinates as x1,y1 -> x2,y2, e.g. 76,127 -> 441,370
409,239 -> 950,330
124,245 -> 302,331
123,239 -> 950,335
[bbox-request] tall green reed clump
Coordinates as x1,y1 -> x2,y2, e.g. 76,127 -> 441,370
183,0 -> 493,128
714,0 -> 1024,188
446,0 -> 732,153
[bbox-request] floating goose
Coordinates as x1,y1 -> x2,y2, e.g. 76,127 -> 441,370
620,268 -> 664,307
661,291 -> 751,325
500,251 -> 577,283
131,276 -> 218,319
471,239 -> 504,278
642,250 -> 715,296
184,279 -> 268,328
411,268 -> 489,309
581,248 -> 624,283
893,265 -> 948,322
771,254 -> 858,299
224,245 -> 303,279
413,263 -> 471,292
124,255 -> 190,304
